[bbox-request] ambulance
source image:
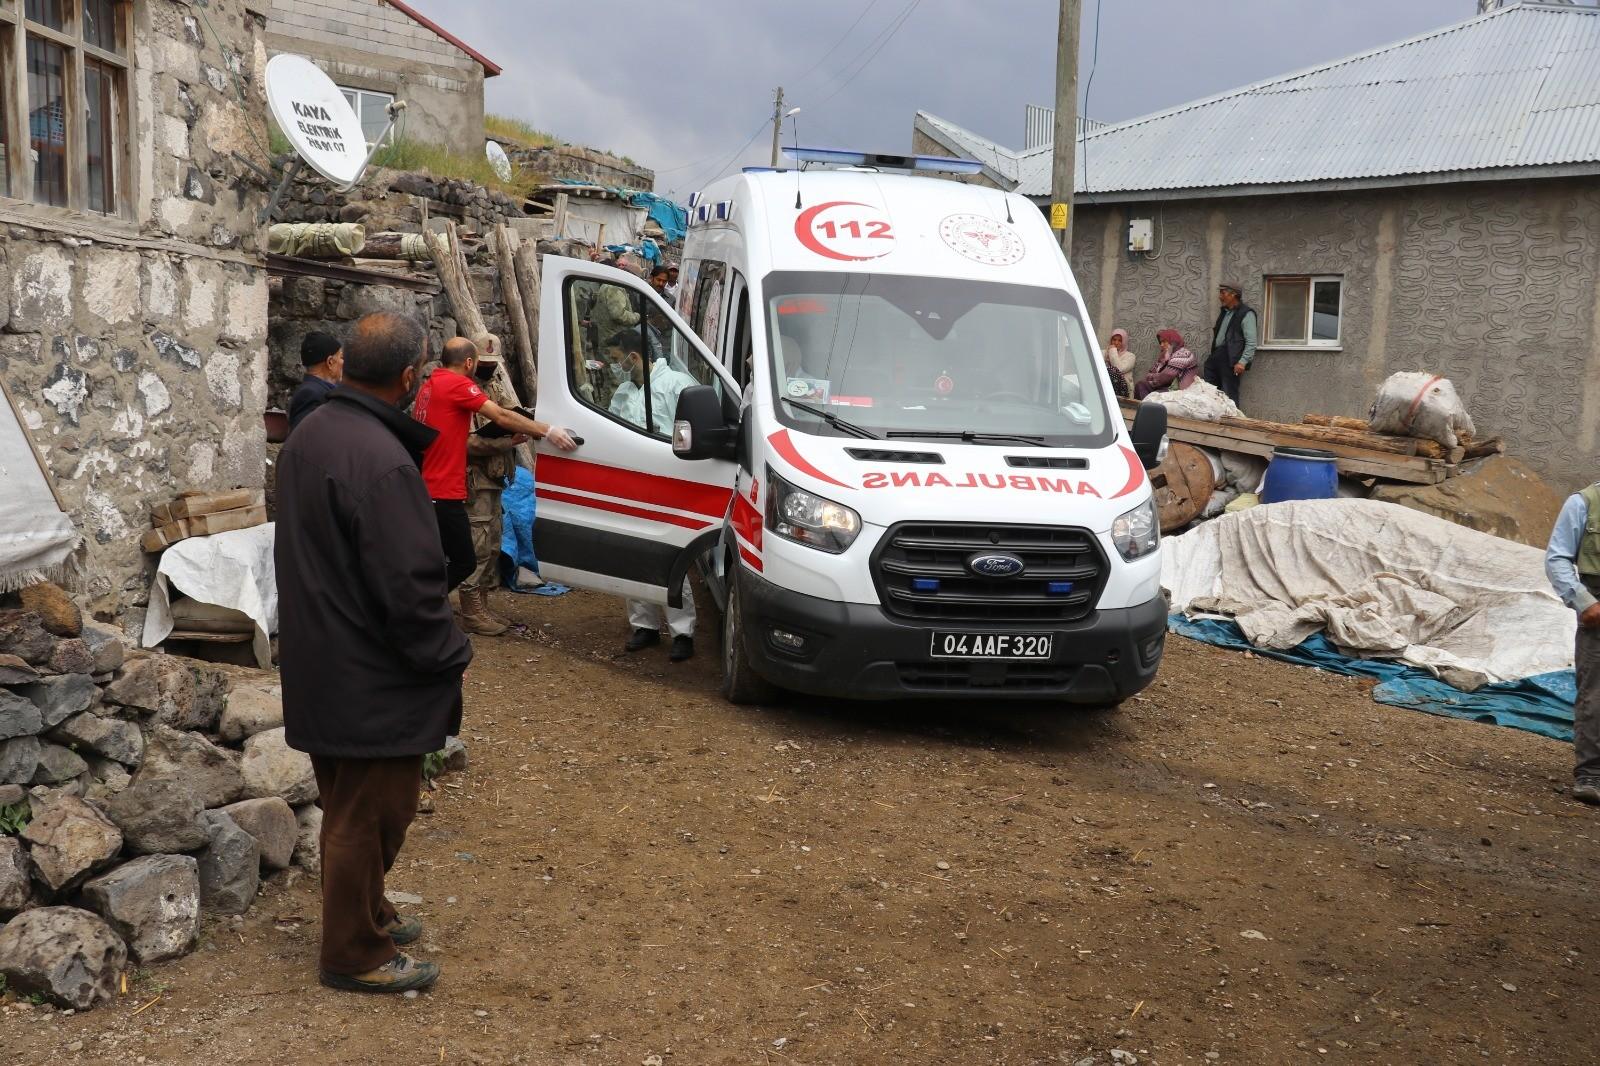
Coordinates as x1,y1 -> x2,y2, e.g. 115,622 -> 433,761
531,150 -> 1170,705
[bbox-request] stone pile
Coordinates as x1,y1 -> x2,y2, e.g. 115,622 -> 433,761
0,585 -> 316,1011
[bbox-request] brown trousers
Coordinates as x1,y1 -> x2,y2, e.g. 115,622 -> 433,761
311,755 -> 423,975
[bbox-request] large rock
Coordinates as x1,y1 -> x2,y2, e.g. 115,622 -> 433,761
139,725 -> 243,808
0,906 -> 126,1010
0,736 -> 42,785
19,793 -> 122,891
46,638 -> 96,676
106,777 -> 205,854
31,742 -> 88,785
79,855 -> 200,963
50,711 -> 143,767
0,652 -> 40,685
442,735 -> 468,773
103,657 -> 200,728
195,810 -> 259,915
16,673 -> 98,729
0,689 -> 44,740
240,727 -> 317,805
0,783 -> 25,806
219,797 -> 297,870
217,684 -> 283,744
79,620 -> 126,676
17,582 -> 82,637
0,836 -> 33,914
292,803 -> 322,873
0,610 -> 54,665
1370,455 -> 1566,549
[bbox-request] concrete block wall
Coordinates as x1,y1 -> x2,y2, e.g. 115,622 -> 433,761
511,146 -> 655,193
1,0 -> 271,629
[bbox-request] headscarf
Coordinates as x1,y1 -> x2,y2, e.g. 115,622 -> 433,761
1108,328 -> 1128,349
1156,328 -> 1184,349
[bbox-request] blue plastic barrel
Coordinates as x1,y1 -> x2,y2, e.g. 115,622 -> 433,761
1260,447 -> 1338,504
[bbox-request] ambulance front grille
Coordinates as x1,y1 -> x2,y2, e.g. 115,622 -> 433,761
871,522 -> 1107,623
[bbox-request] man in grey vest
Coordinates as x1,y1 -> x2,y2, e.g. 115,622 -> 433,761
1545,480 -> 1600,804
1203,283 -> 1257,407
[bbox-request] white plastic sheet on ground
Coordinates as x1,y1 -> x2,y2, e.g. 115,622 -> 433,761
142,523 -> 277,669
1161,499 -> 1573,691
0,386 -> 78,591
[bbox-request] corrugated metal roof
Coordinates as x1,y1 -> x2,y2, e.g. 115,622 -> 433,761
927,3 -> 1600,199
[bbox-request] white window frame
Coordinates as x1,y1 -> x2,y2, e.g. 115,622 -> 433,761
338,86 -> 394,150
1264,275 -> 1343,349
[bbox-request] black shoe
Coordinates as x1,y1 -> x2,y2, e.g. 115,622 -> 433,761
669,635 -> 694,662
625,627 -> 661,652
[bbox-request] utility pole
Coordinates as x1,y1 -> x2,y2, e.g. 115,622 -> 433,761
1049,0 -> 1081,256
770,86 -> 786,167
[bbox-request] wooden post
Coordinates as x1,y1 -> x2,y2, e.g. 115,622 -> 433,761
512,239 -> 543,398
493,225 -> 539,404
552,192 -> 569,239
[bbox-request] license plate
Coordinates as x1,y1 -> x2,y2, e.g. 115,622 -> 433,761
929,632 -> 1054,660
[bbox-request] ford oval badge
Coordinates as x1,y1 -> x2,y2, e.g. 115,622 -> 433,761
967,552 -> 1025,578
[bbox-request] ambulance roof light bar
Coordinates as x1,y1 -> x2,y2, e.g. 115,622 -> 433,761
778,146 -> 984,175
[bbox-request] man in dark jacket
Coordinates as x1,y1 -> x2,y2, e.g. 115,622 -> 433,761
287,330 -> 343,431
1202,283 -> 1258,407
275,311 -> 472,994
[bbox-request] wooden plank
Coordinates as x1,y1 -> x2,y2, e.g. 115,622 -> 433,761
166,630 -> 253,644
186,504 -> 267,537
168,489 -> 264,521
1219,415 -> 1420,456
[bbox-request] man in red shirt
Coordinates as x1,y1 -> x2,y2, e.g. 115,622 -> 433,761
413,337 -> 576,596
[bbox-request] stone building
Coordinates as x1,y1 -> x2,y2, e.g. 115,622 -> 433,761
264,0 -> 498,156
0,1 -> 272,624
914,2 -> 1600,492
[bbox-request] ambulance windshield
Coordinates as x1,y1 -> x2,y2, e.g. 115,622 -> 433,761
764,272 -> 1113,447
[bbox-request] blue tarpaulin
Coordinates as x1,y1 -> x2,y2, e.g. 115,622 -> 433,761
1169,615 -> 1575,742
500,467 -> 538,578
557,179 -> 687,244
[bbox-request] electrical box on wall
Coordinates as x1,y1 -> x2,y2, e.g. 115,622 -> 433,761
1128,218 -> 1154,252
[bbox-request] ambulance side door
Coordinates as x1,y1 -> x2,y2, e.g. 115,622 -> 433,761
533,258 -> 740,607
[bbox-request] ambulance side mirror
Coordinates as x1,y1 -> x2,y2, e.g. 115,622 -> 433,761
1130,402 -> 1169,470
672,385 -> 736,461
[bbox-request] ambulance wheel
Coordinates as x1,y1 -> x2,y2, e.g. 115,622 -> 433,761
722,573 -> 778,706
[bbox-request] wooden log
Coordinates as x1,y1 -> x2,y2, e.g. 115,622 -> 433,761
1219,415 -> 1421,457
1462,436 -> 1505,460
1301,413 -> 1453,459
1153,442 -> 1216,533
360,232 -> 431,260
1303,414 -> 1371,431
512,239 -> 543,400
493,225 -> 539,406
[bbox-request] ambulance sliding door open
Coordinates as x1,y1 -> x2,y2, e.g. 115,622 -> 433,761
532,259 -> 740,607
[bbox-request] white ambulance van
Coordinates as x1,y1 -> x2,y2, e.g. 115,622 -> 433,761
531,151 -> 1170,705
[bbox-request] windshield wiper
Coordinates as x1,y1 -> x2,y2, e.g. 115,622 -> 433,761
782,398 -> 881,440
885,430 -> 1048,447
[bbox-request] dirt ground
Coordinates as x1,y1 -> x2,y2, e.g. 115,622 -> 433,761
4,587 -> 1597,1066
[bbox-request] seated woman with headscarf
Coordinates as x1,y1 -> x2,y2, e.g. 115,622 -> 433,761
1134,329 -> 1199,400
1103,328 -> 1136,398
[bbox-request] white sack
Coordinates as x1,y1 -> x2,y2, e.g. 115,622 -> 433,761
1143,379 -> 1242,423
1161,499 -> 1573,690
0,386 -> 78,591
1367,371 -> 1475,449
143,523 -> 277,669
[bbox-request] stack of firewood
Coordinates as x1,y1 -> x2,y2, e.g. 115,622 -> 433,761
141,489 -> 267,553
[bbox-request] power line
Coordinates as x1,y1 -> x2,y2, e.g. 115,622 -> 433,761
811,0 -> 924,112
791,0 -> 886,87
677,117 -> 774,198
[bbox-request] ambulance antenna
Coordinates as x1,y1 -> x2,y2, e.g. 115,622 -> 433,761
787,107 -> 804,209
1005,195 -> 1015,225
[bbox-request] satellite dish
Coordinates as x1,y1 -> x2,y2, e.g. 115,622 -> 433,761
265,54 -> 372,186
486,140 -> 513,182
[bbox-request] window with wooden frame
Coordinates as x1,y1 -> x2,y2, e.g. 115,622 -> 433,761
1264,275 -> 1343,348
0,0 -> 132,215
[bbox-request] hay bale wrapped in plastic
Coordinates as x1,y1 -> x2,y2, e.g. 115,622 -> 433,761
1367,372 -> 1475,449
1142,378 -> 1242,423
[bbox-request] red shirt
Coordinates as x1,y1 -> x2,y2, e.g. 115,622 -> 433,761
413,368 -> 488,501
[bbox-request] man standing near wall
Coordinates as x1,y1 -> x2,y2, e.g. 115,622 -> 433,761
288,331 -> 343,431
1546,478 -> 1600,805
1203,284 -> 1257,406
275,312 -> 471,993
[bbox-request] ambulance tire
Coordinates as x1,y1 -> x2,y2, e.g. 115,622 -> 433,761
722,572 -> 779,706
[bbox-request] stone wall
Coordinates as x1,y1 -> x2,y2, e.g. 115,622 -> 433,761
510,145 -> 654,192
1071,177 -> 1600,493
0,0 -> 271,629
265,0 -> 490,156
272,167 -> 524,233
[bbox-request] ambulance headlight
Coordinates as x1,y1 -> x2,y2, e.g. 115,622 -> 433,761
1111,498 -> 1159,561
767,469 -> 861,554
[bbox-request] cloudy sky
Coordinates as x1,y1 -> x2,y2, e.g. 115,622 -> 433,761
408,0 -> 1472,200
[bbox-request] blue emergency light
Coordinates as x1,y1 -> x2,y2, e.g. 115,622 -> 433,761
779,146 -> 984,175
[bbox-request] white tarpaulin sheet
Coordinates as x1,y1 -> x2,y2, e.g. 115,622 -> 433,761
0,384 -> 78,591
1162,499 -> 1574,691
143,523 -> 277,669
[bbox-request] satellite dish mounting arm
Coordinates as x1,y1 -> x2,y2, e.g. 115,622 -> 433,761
259,97 -> 407,224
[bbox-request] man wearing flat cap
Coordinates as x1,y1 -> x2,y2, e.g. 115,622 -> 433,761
1204,283 -> 1257,407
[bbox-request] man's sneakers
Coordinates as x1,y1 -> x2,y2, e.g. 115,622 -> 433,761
1573,779 -> 1600,806
384,914 -> 423,946
320,952 -> 438,994
670,635 -> 694,662
625,627 -> 661,652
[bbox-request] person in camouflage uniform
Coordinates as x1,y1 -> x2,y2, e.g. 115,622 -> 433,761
458,336 -> 526,636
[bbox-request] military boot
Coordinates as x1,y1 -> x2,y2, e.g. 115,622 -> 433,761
459,588 -> 508,636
